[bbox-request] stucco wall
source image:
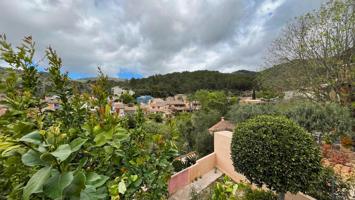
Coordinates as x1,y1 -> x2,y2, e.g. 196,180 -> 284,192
214,131 -> 247,183
168,153 -> 216,194
168,167 -> 189,194
189,152 -> 216,182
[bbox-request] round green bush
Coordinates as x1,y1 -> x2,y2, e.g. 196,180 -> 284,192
231,115 -> 321,195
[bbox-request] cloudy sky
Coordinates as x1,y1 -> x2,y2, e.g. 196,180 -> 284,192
0,0 -> 326,79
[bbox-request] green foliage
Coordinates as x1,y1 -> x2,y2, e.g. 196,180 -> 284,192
212,176 -> 239,200
210,176 -> 277,200
306,167 -> 351,200
256,90 -> 283,100
227,104 -> 278,123
242,187 -> 277,200
0,36 -> 178,200
127,70 -> 256,97
231,115 -> 321,195
284,102 -> 354,139
263,0 -> 354,105
119,92 -> 135,104
227,101 -> 354,141
193,90 -> 231,115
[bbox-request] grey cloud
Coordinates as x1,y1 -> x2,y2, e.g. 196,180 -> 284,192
0,0 -> 327,77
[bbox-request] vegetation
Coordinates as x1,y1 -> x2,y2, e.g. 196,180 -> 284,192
227,101 -> 354,141
306,167 -> 352,200
193,176 -> 277,200
118,92 -> 136,104
172,90 -> 237,156
260,0 -> 354,105
127,70 -> 256,97
231,115 -> 321,200
0,35 -> 178,199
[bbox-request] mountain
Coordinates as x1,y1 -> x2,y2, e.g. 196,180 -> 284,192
76,77 -> 124,83
126,70 -> 257,97
0,67 -> 257,97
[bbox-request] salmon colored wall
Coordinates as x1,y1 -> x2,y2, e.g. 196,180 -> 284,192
168,167 -> 189,194
189,153 -> 216,182
214,131 -> 248,183
168,153 -> 216,194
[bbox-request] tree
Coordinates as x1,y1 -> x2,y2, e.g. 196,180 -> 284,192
264,0 -> 354,105
193,90 -> 231,115
231,115 -> 321,200
119,92 -> 135,104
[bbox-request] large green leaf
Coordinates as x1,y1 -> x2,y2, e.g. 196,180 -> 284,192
70,138 -> 88,152
80,186 -> 107,200
43,171 -> 74,199
64,171 -> 86,199
19,131 -> 42,145
22,149 -> 46,166
93,133 -> 106,147
86,172 -> 109,188
114,127 -> 128,140
51,144 -> 72,162
23,166 -> 52,200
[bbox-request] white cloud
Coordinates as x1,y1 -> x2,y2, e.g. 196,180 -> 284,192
0,0 -> 327,77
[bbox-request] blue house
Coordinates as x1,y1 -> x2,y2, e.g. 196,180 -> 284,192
136,95 -> 153,104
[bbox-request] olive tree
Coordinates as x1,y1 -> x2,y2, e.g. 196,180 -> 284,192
263,0 -> 354,105
231,115 -> 321,200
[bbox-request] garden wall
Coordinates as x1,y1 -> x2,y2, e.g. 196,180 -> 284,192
168,152 -> 216,194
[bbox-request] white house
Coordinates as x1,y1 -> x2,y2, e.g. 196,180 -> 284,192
111,86 -> 125,96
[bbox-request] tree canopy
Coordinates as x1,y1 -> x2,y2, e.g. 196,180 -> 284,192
231,115 -> 321,199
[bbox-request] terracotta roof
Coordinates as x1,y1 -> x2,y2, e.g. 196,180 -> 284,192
166,100 -> 185,105
208,117 -> 235,133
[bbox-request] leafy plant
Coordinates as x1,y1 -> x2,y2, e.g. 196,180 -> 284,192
0,35 -> 178,200
306,167 -> 351,200
231,115 -> 321,200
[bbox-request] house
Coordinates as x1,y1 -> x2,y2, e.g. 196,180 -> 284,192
136,95 -> 153,104
208,117 -> 235,133
111,86 -> 125,96
111,86 -> 135,97
174,94 -> 187,102
113,102 -> 125,116
43,95 -> 61,111
239,97 -> 265,105
124,105 -> 137,115
166,100 -> 188,113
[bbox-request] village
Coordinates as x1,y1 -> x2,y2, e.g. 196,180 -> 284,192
0,0 -> 354,200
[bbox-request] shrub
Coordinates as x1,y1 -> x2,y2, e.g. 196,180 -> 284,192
226,104 -> 278,123
341,135 -> 353,148
306,167 -> 351,200
243,187 -> 277,200
231,115 -> 321,199
285,102 -> 353,141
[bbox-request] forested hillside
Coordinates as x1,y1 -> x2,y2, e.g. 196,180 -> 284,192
1,67 -> 257,97
126,70 -> 256,97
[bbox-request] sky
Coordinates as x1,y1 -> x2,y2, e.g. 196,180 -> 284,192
0,0 -> 327,79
